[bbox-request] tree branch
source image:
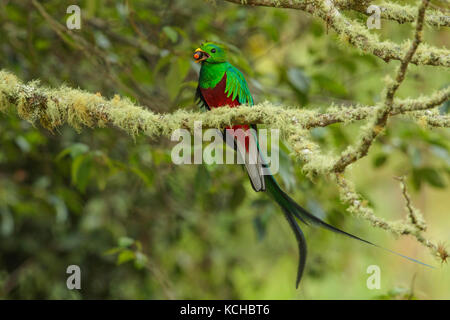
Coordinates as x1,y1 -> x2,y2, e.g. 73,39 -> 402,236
1,70 -> 447,137
0,68 -> 447,260
223,0 -> 450,67
335,173 -> 444,260
225,0 -> 450,27
330,0 -> 432,173
347,2 -> 450,28
394,176 -> 426,231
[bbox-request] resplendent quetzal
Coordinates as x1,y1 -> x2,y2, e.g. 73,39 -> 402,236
193,42 -> 432,288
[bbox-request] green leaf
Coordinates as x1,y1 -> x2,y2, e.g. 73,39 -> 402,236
71,154 -> 93,192
117,250 -> 135,265
421,168 -> 446,188
162,26 -> 178,43
373,153 -> 388,168
134,252 -> 148,269
118,237 -> 135,248
413,167 -> 446,189
57,143 -> 89,161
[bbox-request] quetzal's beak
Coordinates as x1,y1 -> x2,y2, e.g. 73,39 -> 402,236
193,48 -> 209,63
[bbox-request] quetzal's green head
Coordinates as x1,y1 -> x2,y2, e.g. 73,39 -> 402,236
193,42 -> 226,64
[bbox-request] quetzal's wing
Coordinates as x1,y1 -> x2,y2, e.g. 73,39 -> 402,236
225,64 -> 254,106
224,64 -> 265,191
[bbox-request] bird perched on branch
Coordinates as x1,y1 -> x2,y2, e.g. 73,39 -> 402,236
193,41 -> 432,288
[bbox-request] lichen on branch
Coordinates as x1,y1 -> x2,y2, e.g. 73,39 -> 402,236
226,0 -> 450,67
315,0 -> 434,174
0,67 -> 448,261
1,70 -> 447,137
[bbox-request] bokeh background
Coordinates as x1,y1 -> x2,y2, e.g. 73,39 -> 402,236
0,0 -> 449,299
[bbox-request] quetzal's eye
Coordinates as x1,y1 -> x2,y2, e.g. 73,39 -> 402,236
211,48 -> 216,53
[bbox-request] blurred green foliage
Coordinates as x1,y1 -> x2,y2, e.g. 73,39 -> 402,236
0,0 -> 449,299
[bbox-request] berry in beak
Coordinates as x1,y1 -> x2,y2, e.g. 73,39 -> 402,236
193,48 -> 209,63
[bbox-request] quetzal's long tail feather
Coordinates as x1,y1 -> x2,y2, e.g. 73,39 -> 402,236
280,206 -> 307,288
264,174 -> 434,288
265,174 -> 308,288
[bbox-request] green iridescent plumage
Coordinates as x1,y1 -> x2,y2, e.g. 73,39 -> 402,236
225,64 -> 253,105
197,42 -> 253,105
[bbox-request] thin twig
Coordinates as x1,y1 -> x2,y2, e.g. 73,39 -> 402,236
394,176 -> 426,231
223,0 -> 450,67
331,0 -> 432,173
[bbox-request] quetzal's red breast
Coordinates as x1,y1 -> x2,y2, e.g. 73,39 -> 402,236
200,73 -> 249,133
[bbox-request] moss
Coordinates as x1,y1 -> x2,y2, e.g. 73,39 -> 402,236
0,67 -> 447,256
310,0 -> 450,67
0,68 -> 447,146
379,2 -> 450,27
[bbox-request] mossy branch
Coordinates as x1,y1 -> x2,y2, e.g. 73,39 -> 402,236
225,0 -> 450,67
394,176 -> 427,231
335,174 -> 445,260
1,70 -> 447,137
0,68 -> 448,261
329,0 -> 432,173
343,1 -> 450,27
230,0 -> 450,27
